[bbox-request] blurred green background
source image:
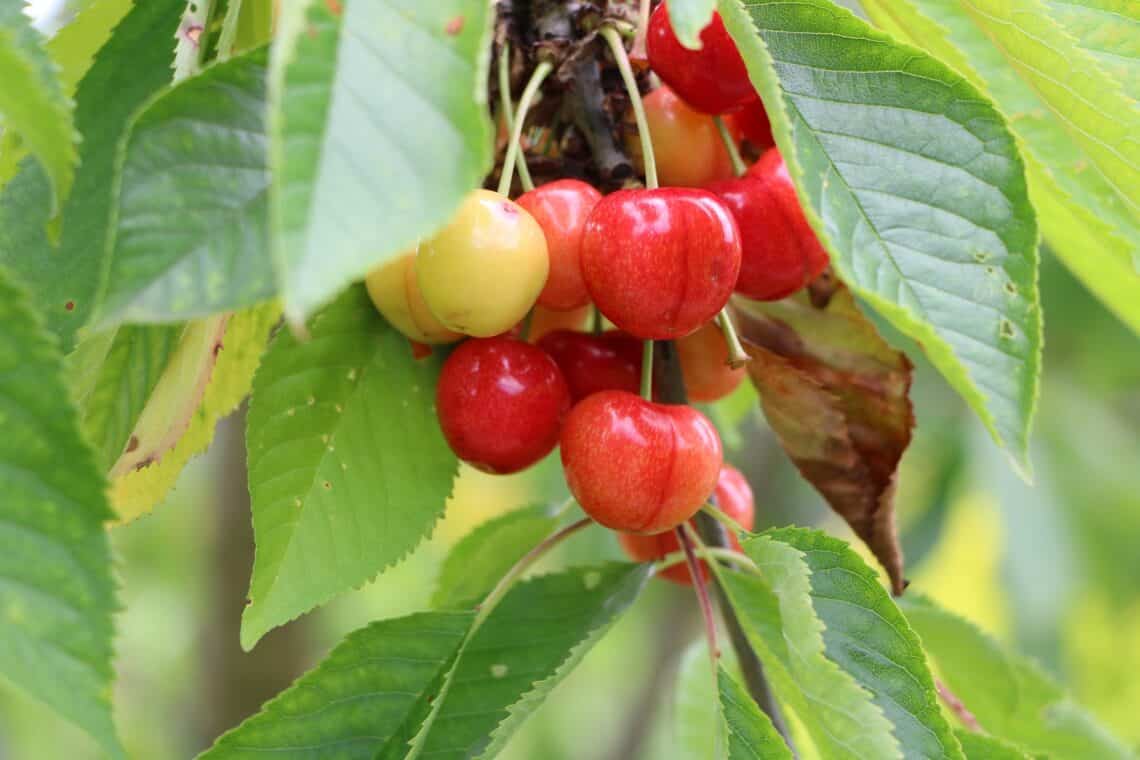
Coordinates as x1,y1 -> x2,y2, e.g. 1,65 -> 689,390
1,253 -> 1137,759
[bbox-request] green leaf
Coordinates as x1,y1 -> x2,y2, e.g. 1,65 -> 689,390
78,325 -> 182,471
204,564 -> 648,759
0,2 -> 77,221
0,267 -> 122,758
900,594 -> 1133,759
0,0 -> 184,350
858,0 -> 1140,335
767,528 -> 963,759
431,503 -> 559,609
667,0 -> 718,49
242,286 -> 457,649
200,610 -> 475,759
94,46 -> 272,325
718,540 -> 899,758
269,0 -> 493,325
675,643 -> 725,760
110,302 -> 279,522
719,0 -> 1042,473
1042,0 -> 1140,95
955,730 -> 1031,760
401,563 -> 650,760
719,667 -> 794,760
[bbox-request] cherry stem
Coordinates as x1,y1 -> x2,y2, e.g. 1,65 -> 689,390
552,495 -> 578,518
717,307 -> 750,369
497,44 -> 536,193
474,516 -> 592,627
630,0 -> 651,60
678,524 -> 722,712
518,309 -> 535,342
640,340 -> 654,400
601,25 -> 658,189
714,115 -> 748,177
498,60 -> 552,197
701,501 -> 751,536
591,305 -> 603,335
655,545 -> 760,575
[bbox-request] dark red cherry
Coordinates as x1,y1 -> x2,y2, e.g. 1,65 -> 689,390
537,329 -> 644,402
580,188 -> 742,340
646,3 -> 756,114
707,148 -> 829,301
516,179 -> 602,312
436,336 -> 570,474
726,98 -> 775,151
560,390 -> 723,534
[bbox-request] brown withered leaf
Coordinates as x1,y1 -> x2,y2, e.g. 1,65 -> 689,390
732,284 -> 914,594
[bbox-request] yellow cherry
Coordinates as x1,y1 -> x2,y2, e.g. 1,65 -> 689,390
365,251 -> 462,344
416,190 -> 549,338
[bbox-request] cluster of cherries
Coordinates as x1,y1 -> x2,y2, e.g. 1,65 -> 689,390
365,3 -> 825,582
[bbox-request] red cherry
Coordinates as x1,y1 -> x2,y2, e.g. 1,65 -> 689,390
526,304 -> 591,343
580,188 -> 742,340
618,464 -> 755,584
707,149 -> 829,301
677,321 -> 746,402
516,179 -> 602,311
537,329 -> 643,402
436,336 -> 570,474
725,98 -> 774,151
561,390 -> 723,534
646,3 -> 756,114
637,85 -> 735,188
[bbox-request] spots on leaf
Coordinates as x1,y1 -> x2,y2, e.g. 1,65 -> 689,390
999,319 -> 1015,340
64,300 -> 75,311
583,571 -> 602,590
444,15 -> 464,35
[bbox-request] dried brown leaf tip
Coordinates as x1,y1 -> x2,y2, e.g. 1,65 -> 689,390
733,285 -> 913,594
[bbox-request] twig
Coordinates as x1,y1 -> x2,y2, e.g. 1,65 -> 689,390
658,338 -> 796,754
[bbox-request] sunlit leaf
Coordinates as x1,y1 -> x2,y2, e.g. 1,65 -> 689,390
720,0 -> 1041,473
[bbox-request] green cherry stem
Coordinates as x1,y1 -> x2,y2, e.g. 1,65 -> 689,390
717,307 -> 750,369
714,115 -> 748,177
498,59 -> 553,197
601,25 -> 658,189
640,339 -> 655,400
655,545 -> 759,574
701,501 -> 750,536
497,45 -> 536,192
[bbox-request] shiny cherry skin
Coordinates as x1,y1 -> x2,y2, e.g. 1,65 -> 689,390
726,98 -> 774,151
636,85 -> 734,188
436,336 -> 570,474
619,464 -> 754,584
416,189 -> 549,337
516,180 -> 602,312
561,390 -> 723,534
646,3 -> 756,114
365,251 -> 462,344
581,188 -> 742,340
537,329 -> 644,402
677,321 -> 746,402
707,149 -> 829,301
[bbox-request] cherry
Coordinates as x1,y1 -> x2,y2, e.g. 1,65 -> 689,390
677,321 -> 746,402
646,3 -> 756,114
436,336 -> 570,474
707,149 -> 829,301
527,304 -> 591,343
726,98 -> 774,152
618,464 -> 755,584
416,189 -> 549,337
580,188 -> 742,339
635,85 -> 734,188
365,252 -> 462,344
516,179 -> 602,312
560,390 -> 723,534
537,329 -> 644,402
